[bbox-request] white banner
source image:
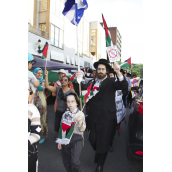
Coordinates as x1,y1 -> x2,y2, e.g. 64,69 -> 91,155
107,46 -> 120,62
115,90 -> 126,123
130,77 -> 140,87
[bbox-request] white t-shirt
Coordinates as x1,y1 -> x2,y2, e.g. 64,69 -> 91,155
28,71 -> 38,93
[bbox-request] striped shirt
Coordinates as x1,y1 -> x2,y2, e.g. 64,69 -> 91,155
28,104 -> 41,146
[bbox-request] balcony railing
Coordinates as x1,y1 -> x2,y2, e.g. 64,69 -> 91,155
29,24 -> 49,39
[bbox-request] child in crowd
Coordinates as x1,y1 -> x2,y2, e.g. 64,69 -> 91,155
28,53 -> 39,103
56,93 -> 86,172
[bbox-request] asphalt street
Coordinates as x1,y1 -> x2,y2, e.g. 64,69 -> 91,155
37,105 -> 143,172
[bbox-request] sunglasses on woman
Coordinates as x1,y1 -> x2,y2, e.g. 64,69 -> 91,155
61,79 -> 68,81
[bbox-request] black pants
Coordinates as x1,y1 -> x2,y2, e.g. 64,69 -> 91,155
28,144 -> 38,172
61,134 -> 83,172
127,91 -> 132,107
109,119 -> 117,146
54,110 -> 64,133
95,152 -> 108,166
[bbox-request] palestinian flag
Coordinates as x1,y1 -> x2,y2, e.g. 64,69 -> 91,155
56,122 -> 75,145
55,108 -> 78,145
102,14 -> 113,47
42,43 -> 49,59
69,73 -> 76,83
79,81 -> 102,104
120,57 -> 131,68
80,82 -> 93,104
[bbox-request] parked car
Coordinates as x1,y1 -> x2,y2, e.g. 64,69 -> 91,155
126,85 -> 143,162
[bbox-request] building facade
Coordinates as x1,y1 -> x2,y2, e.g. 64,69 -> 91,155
28,0 -> 95,68
89,21 -> 107,64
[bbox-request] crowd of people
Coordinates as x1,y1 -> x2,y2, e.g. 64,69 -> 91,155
28,53 -> 138,172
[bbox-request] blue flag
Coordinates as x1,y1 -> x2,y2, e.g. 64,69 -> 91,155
62,0 -> 88,25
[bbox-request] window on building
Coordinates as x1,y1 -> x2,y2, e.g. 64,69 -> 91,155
42,0 -> 47,10
59,29 -> 63,49
51,24 -> 64,49
91,30 -> 96,46
97,32 -> 100,48
40,24 -> 46,31
51,24 -> 55,45
84,61 -> 90,67
39,0 -> 47,11
55,27 -> 59,47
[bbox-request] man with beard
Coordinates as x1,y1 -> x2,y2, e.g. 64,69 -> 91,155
73,59 -> 127,172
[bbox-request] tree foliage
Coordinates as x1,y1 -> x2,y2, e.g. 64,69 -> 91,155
121,63 -> 143,77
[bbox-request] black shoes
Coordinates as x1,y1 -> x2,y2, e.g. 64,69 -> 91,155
95,165 -> 103,172
109,145 -> 113,152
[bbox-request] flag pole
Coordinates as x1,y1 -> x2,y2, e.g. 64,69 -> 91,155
76,22 -> 84,147
76,24 -> 82,111
45,58 -> 47,70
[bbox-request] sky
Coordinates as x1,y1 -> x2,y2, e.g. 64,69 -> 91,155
84,0 -> 143,64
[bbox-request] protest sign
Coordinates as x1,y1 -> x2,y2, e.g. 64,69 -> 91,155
115,90 -> 126,123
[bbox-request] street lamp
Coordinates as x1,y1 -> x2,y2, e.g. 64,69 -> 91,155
36,39 -> 43,53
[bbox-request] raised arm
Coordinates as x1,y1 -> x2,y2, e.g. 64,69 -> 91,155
52,82 -> 58,96
44,69 -> 56,93
73,71 -> 93,92
113,62 -> 128,91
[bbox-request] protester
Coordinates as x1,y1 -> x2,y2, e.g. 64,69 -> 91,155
107,68 -> 117,152
74,59 -> 128,172
33,68 -> 48,144
120,69 -> 128,108
133,75 -> 136,78
108,67 -> 116,78
28,82 -> 41,172
127,73 -> 131,79
56,93 -> 86,172
52,69 -> 74,113
90,70 -> 96,79
83,67 -> 90,77
124,70 -> 131,108
126,73 -> 132,107
28,53 -> 39,103
44,70 -> 78,135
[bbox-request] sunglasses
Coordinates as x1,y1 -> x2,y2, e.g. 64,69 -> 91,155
61,79 -> 68,81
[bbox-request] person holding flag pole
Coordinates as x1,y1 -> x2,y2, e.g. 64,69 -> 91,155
74,59 -> 128,172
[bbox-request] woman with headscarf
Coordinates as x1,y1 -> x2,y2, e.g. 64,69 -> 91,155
33,68 -> 48,144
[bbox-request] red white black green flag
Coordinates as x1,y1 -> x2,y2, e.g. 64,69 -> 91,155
120,57 -> 131,68
42,44 -> 49,59
102,14 -> 119,62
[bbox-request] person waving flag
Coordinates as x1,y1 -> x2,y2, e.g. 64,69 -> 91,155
62,0 -> 88,25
